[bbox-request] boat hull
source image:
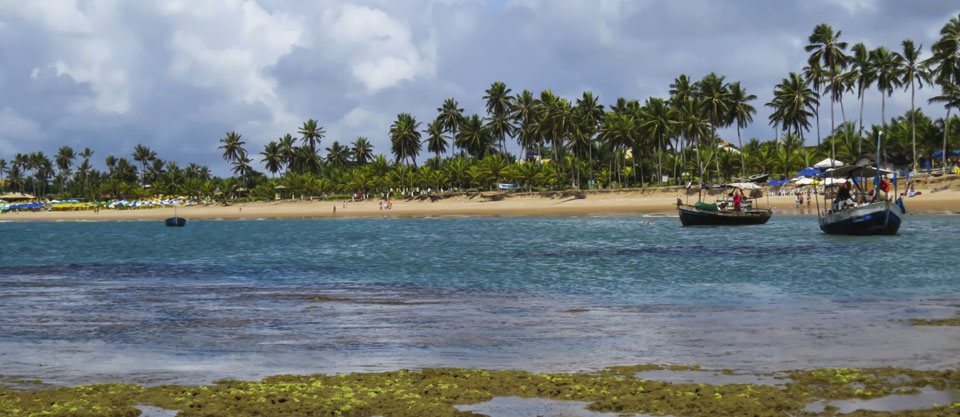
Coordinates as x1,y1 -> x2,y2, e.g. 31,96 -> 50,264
818,202 -> 901,235
165,217 -> 187,227
677,205 -> 772,226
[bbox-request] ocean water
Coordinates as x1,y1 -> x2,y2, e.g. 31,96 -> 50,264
1,215 -> 959,385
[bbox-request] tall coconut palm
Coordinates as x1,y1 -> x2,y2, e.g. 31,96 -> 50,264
930,13 -> 960,86
930,14 -> 960,173
802,62 -> 825,146
898,39 -> 932,171
676,98 -> 711,183
54,145 -> 75,194
456,114 -> 495,159
483,81 -> 515,153
131,144 -> 156,187
511,90 -> 539,159
351,137 -> 373,165
260,141 -> 284,177
325,141 -> 350,169
425,119 -> 447,162
277,134 -> 296,171
298,119 -> 324,152
436,98 -> 464,153
218,131 -> 246,168
638,97 -> 671,182
848,43 -> 875,152
728,82 -> 757,176
598,112 -> 635,186
574,91 -> 604,170
768,73 -> 818,143
872,46 -> 904,130
389,113 -> 422,170
928,82 -> 960,173
806,23 -> 848,156
0,158 -> 6,192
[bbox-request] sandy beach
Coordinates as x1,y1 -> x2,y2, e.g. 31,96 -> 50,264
4,179 -> 960,222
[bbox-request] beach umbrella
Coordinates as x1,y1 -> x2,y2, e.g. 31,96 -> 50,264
796,167 -> 820,177
813,158 -> 845,169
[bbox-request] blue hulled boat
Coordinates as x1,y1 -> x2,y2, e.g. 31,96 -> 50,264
818,201 -> 902,235
818,165 -> 904,236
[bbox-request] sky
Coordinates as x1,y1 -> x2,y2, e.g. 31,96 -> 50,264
0,0 -> 958,175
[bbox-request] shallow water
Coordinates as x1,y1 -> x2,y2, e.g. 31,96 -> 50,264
1,216 -> 959,385
635,370 -> 787,386
805,388 -> 960,414
455,396 -> 636,417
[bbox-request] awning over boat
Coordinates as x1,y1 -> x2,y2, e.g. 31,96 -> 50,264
723,182 -> 763,190
813,158 -> 845,169
820,165 -> 892,179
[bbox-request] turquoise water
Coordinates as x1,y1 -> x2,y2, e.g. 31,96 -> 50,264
1,216 -> 959,384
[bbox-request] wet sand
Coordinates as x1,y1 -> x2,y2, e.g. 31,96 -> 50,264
4,181 -> 960,222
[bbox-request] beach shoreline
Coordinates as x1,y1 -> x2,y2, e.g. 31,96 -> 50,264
3,185 -> 960,222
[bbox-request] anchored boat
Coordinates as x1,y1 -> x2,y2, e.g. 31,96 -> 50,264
677,183 -> 772,226
817,165 -> 903,236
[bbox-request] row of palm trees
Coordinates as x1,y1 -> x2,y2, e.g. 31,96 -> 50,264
3,16 -> 960,202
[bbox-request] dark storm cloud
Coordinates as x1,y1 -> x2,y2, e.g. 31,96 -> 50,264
0,0 -> 957,174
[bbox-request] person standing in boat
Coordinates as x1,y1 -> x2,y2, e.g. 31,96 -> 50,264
732,188 -> 743,211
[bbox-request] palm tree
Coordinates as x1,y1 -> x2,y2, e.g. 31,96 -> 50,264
54,145 -> 75,194
298,119 -> 324,152
511,90 -> 539,159
768,73 -> 818,143
930,13 -> 960,86
872,46 -> 904,130
425,119 -> 447,162
676,98 -> 711,183
930,14 -> 960,173
436,98 -> 464,153
389,112 -> 422,190
483,81 -> 515,153
278,133 -> 297,171
0,158 -> 6,193
637,97 -> 671,182
849,42 -> 875,154
598,112 -> 635,186
351,137 -> 374,165
802,62 -> 825,145
218,131 -> 246,168
261,141 -> 283,177
728,82 -> 757,176
806,23 -> 848,154
325,141 -> 350,169
456,114 -> 495,159
131,144 -> 156,187
928,82 -> 960,173
898,39 -> 931,171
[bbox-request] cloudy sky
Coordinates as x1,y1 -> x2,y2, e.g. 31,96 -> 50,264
1,0 -> 958,174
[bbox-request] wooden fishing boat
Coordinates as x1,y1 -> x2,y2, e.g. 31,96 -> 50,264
817,165 -> 904,236
677,200 -> 772,226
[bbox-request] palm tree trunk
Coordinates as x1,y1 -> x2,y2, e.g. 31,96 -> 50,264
858,91 -> 866,156
910,80 -> 917,172
944,109 -> 951,175
737,125 -> 745,177
830,98 -> 836,168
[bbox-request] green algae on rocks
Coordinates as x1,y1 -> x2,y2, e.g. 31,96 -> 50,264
2,366 -> 960,417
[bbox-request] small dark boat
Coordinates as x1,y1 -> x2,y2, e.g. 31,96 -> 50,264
746,173 -> 769,183
677,201 -> 772,226
165,217 -> 186,227
818,201 -> 902,235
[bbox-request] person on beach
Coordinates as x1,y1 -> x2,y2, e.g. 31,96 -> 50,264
332,205 -> 336,215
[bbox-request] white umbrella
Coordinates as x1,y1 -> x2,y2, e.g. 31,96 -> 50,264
793,177 -> 817,185
813,158 -> 845,169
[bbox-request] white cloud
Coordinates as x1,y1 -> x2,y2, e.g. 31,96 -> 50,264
320,4 -> 436,92
821,0 -> 878,15
163,0 -> 304,146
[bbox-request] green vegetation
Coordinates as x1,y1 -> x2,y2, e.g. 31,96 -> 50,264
2,366 -> 960,417
3,17 -> 960,203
